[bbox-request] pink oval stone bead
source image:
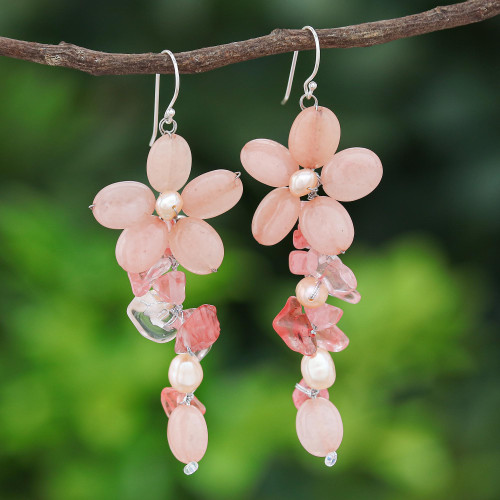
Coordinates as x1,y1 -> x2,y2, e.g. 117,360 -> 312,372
240,139 -> 299,187
288,106 -> 341,169
296,397 -> 343,457
92,181 -> 156,229
115,216 -> 169,273
167,405 -> 208,464
169,217 -> 224,274
321,147 -> 383,202
147,134 -> 192,192
299,197 -> 354,255
252,187 -> 300,245
182,169 -> 243,219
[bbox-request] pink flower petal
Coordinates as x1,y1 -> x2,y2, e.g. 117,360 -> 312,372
240,139 -> 299,187
169,217 -> 224,275
182,169 -> 243,219
299,197 -> 354,256
252,187 -> 300,246
321,148 -> 382,202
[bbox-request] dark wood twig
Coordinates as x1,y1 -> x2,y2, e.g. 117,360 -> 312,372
0,0 -> 498,76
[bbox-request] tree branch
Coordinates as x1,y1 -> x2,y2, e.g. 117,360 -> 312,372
0,0 -> 498,76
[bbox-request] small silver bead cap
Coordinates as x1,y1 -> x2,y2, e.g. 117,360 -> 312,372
325,451 -> 338,467
184,461 -> 199,475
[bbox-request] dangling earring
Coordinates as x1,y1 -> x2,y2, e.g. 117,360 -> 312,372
240,27 -> 382,467
90,50 -> 243,475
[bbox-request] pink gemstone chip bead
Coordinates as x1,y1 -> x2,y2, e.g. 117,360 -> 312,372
289,250 -> 319,276
272,296 -> 316,356
161,387 -> 206,418
316,325 -> 349,353
305,303 -> 343,330
175,304 -> 221,354
315,255 -> 361,304
154,270 -> 186,305
292,226 -> 310,249
128,254 -> 172,297
292,379 -> 329,410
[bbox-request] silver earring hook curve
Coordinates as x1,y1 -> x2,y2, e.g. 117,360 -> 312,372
281,26 -> 320,109
149,49 -> 180,147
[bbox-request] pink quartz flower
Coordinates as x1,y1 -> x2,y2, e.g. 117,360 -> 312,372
92,134 -> 243,275
273,296 -> 349,355
240,106 -> 382,256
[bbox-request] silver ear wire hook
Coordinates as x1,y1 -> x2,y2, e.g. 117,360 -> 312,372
281,26 -> 320,110
149,49 -> 180,147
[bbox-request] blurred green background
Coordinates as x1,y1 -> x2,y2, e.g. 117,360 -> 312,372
0,1 -> 499,499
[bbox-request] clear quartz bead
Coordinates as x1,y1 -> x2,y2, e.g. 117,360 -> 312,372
127,290 -> 181,343
325,451 -> 338,467
183,461 -> 199,475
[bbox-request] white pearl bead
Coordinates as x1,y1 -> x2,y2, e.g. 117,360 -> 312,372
156,191 -> 183,220
168,353 -> 203,393
296,276 -> 328,308
289,169 -> 318,197
301,348 -> 336,390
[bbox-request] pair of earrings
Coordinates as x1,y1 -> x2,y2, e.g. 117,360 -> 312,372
90,27 -> 382,475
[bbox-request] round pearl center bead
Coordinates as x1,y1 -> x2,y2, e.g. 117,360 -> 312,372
296,276 -> 328,308
289,169 -> 319,197
156,191 -> 183,221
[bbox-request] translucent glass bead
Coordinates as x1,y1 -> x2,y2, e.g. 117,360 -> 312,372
184,461 -> 199,475
325,451 -> 338,467
127,290 -> 180,343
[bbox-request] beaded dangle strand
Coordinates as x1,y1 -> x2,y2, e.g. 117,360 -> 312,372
240,27 -> 382,466
90,50 -> 243,474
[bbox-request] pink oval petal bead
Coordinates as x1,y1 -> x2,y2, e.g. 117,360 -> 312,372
288,106 -> 341,169
147,134 -> 192,192
115,216 -> 169,273
167,405 -> 208,464
92,181 -> 156,229
296,397 -> 343,457
252,187 -> 300,245
300,197 -> 354,255
182,169 -> 243,219
240,139 -> 299,187
321,147 -> 383,202
169,217 -> 224,274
